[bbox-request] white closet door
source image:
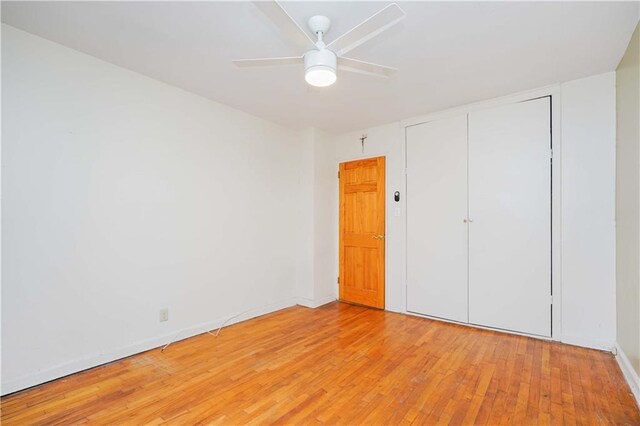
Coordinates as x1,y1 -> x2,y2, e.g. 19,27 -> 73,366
406,115 -> 468,323
468,97 -> 551,337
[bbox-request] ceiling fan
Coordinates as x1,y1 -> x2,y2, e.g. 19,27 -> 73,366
233,1 -> 406,88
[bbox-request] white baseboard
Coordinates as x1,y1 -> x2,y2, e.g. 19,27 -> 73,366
1,299 -> 296,396
296,295 -> 337,308
404,311 -> 619,352
560,334 -> 615,352
615,343 -> 640,407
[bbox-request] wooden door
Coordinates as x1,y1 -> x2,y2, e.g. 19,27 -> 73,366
339,156 -> 385,309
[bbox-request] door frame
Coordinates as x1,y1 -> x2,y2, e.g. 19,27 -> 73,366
401,85 -> 562,341
338,155 -> 387,310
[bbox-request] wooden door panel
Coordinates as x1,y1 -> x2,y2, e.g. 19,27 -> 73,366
343,247 -> 381,306
339,156 -> 385,309
343,247 -> 364,290
343,162 -> 378,183
344,192 -> 379,234
363,249 -> 379,291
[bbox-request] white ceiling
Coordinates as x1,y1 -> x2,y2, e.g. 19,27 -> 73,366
2,1 -> 638,133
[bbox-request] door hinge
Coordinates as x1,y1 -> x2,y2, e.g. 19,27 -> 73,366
338,170 -> 340,179
550,149 -> 553,159
550,295 -> 553,305
337,276 -> 340,284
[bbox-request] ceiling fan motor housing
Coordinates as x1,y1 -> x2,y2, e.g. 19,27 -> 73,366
304,49 -> 337,73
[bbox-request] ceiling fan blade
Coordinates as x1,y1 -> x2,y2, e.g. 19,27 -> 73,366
253,1 -> 315,51
337,57 -> 396,78
328,3 -> 406,56
233,56 -> 304,67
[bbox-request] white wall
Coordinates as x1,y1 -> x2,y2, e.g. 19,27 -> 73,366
615,22 -> 640,384
295,128 -> 315,304
315,73 -> 617,350
296,128 -> 340,308
1,25 -> 306,394
560,73 -> 617,349
312,128 -> 340,306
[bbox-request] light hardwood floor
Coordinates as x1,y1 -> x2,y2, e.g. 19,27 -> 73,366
2,302 -> 639,425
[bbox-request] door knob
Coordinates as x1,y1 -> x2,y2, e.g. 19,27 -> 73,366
371,234 -> 385,239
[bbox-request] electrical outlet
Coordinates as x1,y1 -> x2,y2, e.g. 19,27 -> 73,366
159,308 -> 169,322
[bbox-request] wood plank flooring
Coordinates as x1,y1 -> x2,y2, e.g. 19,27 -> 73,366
2,302 -> 639,425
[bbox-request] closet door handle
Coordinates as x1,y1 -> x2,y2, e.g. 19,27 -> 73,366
464,218 -> 474,223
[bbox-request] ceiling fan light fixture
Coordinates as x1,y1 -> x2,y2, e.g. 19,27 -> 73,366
305,66 -> 336,87
304,49 -> 337,87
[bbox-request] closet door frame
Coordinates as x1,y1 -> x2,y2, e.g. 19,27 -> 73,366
401,86 -> 562,341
